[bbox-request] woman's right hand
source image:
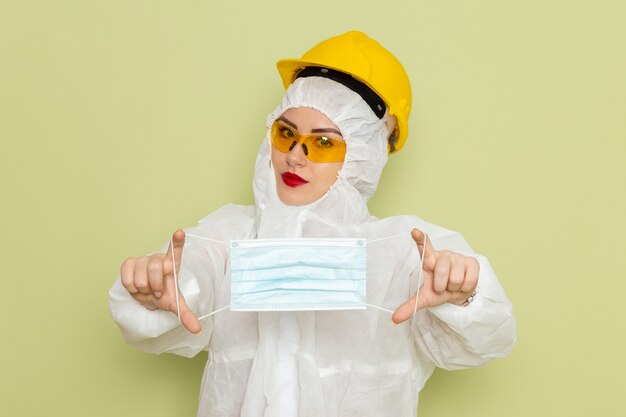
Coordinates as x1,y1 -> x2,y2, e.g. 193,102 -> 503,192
120,229 -> 202,334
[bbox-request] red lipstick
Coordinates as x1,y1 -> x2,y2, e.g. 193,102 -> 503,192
281,172 -> 309,187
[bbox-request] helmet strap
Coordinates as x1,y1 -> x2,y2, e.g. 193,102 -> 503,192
296,66 -> 386,119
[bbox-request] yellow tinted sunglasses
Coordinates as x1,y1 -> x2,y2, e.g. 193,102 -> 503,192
270,121 -> 346,163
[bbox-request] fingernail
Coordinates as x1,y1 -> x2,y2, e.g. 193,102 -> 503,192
154,291 -> 162,298
391,319 -> 398,326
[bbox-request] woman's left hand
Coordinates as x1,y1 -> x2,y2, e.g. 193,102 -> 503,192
392,228 -> 479,324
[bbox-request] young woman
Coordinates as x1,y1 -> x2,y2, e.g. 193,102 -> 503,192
110,31 -> 515,417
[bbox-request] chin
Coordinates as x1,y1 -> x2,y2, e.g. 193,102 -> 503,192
277,192 -> 312,206
276,187 -> 322,206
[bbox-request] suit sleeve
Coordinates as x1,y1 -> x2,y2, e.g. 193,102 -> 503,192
108,236 -> 226,358
410,229 -> 516,370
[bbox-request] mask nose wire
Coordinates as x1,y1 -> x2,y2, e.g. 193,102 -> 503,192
364,232 -> 425,318
169,232 -> 424,325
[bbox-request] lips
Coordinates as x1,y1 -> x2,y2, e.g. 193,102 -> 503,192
281,172 -> 309,187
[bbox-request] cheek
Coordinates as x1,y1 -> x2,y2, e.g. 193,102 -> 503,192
270,146 -> 282,169
314,162 -> 343,187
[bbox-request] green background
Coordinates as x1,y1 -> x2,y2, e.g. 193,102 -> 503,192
2,1 -> 624,416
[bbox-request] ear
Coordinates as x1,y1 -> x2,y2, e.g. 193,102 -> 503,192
382,112 -> 398,153
388,128 -> 399,153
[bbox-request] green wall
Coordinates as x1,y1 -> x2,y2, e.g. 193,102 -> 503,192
2,1 -> 624,416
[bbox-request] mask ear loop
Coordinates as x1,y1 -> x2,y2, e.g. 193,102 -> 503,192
365,232 -> 425,316
413,233 -> 428,318
169,234 -> 231,324
170,238 -> 182,325
365,232 -> 409,314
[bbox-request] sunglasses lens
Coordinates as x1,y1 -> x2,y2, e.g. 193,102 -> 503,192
271,122 -> 346,163
271,123 -> 297,153
303,136 -> 346,163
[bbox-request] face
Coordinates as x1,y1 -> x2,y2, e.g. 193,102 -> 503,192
271,107 -> 344,206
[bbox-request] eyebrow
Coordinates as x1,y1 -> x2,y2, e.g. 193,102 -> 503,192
277,116 -> 297,129
277,116 -> 343,137
312,127 -> 342,137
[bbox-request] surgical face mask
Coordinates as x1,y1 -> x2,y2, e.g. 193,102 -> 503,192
169,232 -> 423,322
229,238 -> 366,311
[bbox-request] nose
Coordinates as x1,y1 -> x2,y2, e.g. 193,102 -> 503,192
286,142 -> 307,167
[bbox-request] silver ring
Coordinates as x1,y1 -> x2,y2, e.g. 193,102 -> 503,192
462,291 -> 477,307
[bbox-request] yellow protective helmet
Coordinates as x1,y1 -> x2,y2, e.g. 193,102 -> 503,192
276,31 -> 412,153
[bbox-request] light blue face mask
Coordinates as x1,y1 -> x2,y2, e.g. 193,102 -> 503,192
229,238 -> 366,311
168,232 -> 421,323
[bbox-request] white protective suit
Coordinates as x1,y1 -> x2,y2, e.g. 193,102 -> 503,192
109,77 -> 516,417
